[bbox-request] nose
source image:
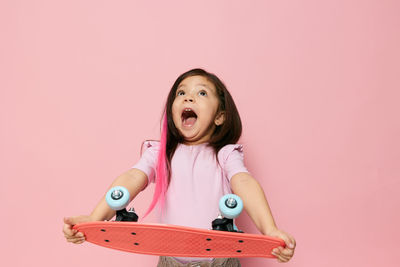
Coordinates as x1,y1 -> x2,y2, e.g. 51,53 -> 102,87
184,94 -> 194,102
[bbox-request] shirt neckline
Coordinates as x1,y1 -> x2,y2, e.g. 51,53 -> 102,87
179,142 -> 209,148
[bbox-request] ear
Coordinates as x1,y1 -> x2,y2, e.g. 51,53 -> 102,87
214,111 -> 225,126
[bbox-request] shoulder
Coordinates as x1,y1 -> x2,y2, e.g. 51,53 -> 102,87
217,144 -> 245,163
140,140 -> 160,155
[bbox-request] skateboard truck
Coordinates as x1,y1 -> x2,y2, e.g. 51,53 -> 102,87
116,207 -> 139,222
212,215 -> 241,232
212,194 -> 243,233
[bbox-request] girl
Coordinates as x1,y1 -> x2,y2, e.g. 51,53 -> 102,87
63,68 -> 296,266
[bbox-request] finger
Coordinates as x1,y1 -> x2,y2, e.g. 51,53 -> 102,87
275,252 -> 289,263
64,217 -> 74,226
66,236 -> 86,243
73,238 -> 86,244
279,233 -> 293,249
64,216 -> 86,236
273,247 -> 291,262
277,257 -> 286,263
278,246 -> 293,260
64,232 -> 83,240
63,221 -> 74,236
64,216 -> 82,226
65,229 -> 85,238
278,252 -> 291,262
76,232 -> 84,238
290,237 -> 296,249
63,217 -> 77,230
286,235 -> 296,249
66,215 -> 92,225
64,232 -> 81,243
69,239 -> 85,244
279,247 -> 295,258
63,226 -> 79,237
276,253 -> 290,263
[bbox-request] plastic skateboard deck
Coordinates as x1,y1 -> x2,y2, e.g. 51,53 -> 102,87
73,221 -> 285,258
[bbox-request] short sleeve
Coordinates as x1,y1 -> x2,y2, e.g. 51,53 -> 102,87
217,144 -> 249,181
131,140 -> 160,184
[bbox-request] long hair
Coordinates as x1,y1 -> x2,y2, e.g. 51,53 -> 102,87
143,68 -> 242,217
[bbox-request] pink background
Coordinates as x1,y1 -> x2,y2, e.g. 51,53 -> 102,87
1,1 -> 399,266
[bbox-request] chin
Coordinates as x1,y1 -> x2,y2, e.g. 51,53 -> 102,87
180,131 -> 201,142
181,134 -> 198,141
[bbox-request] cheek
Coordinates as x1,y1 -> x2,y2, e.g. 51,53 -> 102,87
171,102 -> 180,121
202,101 -> 220,120
198,110 -> 217,125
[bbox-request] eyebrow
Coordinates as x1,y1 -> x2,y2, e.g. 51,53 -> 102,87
178,83 -> 211,89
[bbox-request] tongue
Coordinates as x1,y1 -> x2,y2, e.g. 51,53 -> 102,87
183,117 -> 197,127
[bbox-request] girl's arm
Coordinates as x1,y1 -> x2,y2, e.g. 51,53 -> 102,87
230,172 -> 296,262
230,172 -> 277,235
63,168 -> 148,244
90,168 -> 148,221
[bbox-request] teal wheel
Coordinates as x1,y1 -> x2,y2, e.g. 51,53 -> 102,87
106,186 -> 130,210
219,194 -> 243,219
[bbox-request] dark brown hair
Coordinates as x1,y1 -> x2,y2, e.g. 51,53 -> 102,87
164,68 -> 242,172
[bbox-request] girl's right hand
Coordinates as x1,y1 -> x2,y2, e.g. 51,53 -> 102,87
63,216 -> 93,244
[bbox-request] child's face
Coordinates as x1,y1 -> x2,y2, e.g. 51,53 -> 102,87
172,75 -> 225,145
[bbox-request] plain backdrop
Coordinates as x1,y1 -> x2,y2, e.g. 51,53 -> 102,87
1,1 -> 399,266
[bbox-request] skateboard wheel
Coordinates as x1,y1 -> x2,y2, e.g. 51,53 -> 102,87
219,194 -> 243,219
106,186 -> 130,210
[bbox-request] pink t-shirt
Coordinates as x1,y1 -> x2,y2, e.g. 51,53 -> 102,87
132,141 -> 249,263
132,140 -> 249,229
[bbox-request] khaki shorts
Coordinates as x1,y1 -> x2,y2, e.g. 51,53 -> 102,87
157,256 -> 241,267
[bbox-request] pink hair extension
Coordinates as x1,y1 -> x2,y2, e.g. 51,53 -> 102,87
143,113 -> 168,218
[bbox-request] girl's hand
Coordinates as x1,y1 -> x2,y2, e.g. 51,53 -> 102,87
266,228 -> 296,263
63,216 -> 93,244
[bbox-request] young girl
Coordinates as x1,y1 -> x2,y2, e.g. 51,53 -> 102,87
63,68 -> 296,266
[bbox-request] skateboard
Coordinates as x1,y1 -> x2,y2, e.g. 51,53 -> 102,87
73,186 -> 285,258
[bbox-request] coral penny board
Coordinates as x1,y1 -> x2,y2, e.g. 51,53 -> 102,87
73,221 -> 285,258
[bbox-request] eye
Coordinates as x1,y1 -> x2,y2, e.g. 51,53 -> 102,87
177,90 -> 185,96
199,91 -> 207,96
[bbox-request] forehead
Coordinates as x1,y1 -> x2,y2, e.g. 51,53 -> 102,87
178,75 -> 216,91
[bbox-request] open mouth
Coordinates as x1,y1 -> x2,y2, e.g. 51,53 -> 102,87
181,108 -> 197,127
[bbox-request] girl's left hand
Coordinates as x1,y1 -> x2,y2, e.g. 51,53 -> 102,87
266,228 -> 296,263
